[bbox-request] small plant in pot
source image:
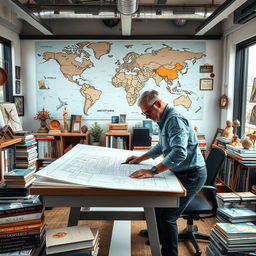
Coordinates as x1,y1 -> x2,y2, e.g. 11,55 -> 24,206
90,122 -> 103,146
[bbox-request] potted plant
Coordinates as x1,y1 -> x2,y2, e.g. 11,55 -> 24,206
90,122 -> 103,146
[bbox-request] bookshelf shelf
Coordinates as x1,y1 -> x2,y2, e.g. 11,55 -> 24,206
105,131 -> 131,150
0,138 -> 22,148
213,144 -> 256,192
0,138 -> 23,183
34,132 -> 89,170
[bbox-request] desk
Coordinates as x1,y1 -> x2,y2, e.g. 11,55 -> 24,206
30,185 -> 186,256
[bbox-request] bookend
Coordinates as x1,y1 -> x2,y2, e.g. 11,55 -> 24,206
0,125 -> 15,140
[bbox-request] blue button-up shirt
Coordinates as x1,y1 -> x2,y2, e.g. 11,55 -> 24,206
147,105 -> 205,172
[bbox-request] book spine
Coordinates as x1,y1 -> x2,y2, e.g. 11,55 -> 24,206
0,243 -> 38,253
0,209 -> 43,218
0,240 -> 41,249
0,233 -> 40,243
0,213 -> 43,225
0,229 -> 41,239
0,223 -> 42,233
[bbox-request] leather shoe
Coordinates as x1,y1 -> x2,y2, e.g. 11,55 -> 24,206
139,229 -> 148,238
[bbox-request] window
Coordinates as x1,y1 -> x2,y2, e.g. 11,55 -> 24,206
234,36 -> 256,137
0,43 -> 4,101
0,36 -> 13,103
245,44 -> 256,134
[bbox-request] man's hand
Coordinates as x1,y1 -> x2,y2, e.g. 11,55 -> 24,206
129,169 -> 154,179
125,155 -> 141,164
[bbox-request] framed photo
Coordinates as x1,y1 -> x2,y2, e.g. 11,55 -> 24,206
13,96 -> 24,116
119,114 -> 126,123
211,128 -> 224,147
219,94 -> 229,109
15,66 -> 21,79
199,64 -> 213,73
200,78 -> 213,91
71,120 -> 81,133
15,80 -> 21,95
111,116 -> 119,123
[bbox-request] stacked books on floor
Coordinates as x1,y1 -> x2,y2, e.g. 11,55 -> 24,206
46,225 -> 99,256
217,192 -> 256,208
226,145 -> 256,166
216,207 -> 256,223
3,168 -> 36,189
197,134 -> 207,150
15,132 -> 38,170
0,183 -> 37,204
206,222 -> 256,256
0,197 -> 45,254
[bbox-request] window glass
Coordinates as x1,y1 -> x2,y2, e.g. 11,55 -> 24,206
0,43 -> 4,102
245,43 -> 256,134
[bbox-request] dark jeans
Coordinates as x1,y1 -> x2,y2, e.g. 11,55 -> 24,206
155,166 -> 207,256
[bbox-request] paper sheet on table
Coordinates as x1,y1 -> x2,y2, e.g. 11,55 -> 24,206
34,144 -> 184,193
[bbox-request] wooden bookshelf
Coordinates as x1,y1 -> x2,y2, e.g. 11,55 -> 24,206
0,138 -> 22,183
105,131 -> 131,150
213,144 -> 256,192
34,132 -> 89,170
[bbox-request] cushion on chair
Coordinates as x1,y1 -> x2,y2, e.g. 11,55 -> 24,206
182,195 -> 212,215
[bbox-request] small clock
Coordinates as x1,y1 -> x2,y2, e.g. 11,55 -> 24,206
219,94 -> 229,109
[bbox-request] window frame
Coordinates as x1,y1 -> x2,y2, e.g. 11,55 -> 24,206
233,35 -> 256,137
0,36 -> 13,102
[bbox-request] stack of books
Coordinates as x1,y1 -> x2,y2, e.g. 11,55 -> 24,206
217,137 -> 232,147
217,191 -> 256,207
108,123 -> 128,133
216,207 -> 256,223
35,136 -> 60,158
15,133 -> 37,170
206,222 -> 256,255
3,169 -> 36,189
46,225 -> 99,256
0,197 -> 45,253
197,134 -> 207,150
226,145 -> 256,165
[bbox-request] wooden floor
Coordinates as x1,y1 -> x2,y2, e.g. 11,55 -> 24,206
45,207 -> 215,256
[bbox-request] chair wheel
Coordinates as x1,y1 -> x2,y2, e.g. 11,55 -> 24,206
195,252 -> 201,256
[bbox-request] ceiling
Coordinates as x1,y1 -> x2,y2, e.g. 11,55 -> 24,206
2,0 -> 239,37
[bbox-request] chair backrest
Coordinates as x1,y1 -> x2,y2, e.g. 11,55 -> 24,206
205,147 -> 226,186
204,147 -> 226,212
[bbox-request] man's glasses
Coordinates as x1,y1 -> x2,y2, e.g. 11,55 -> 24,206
141,101 -> 156,116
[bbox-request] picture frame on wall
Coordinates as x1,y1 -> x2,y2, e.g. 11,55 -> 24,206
199,64 -> 213,73
111,116 -> 119,123
15,66 -> 21,79
13,96 -> 24,116
119,114 -> 126,123
200,78 -> 213,91
15,80 -> 21,95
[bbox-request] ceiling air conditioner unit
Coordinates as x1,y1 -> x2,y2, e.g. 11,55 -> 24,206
234,0 -> 256,24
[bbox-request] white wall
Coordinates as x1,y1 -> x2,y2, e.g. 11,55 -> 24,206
21,39 -> 222,146
220,16 -> 256,128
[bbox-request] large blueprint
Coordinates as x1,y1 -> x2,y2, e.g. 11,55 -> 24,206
34,144 -> 184,193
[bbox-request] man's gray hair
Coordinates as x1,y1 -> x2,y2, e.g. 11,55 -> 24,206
138,90 -> 159,106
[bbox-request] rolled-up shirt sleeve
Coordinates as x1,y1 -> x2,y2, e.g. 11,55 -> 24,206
147,142 -> 162,159
162,117 -> 189,169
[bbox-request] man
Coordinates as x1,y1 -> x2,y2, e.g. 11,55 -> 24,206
125,90 -> 207,256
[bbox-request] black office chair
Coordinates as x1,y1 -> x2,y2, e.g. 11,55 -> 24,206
178,147 -> 226,256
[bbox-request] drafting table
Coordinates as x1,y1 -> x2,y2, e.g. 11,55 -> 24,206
30,184 -> 185,256
31,145 -> 186,255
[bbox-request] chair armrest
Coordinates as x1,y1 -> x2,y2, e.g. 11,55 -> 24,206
201,185 -> 216,191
